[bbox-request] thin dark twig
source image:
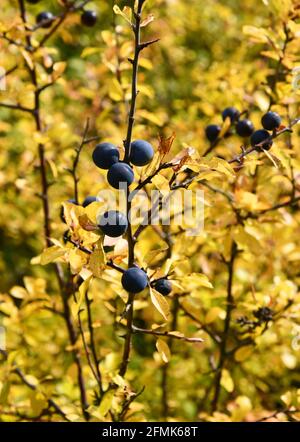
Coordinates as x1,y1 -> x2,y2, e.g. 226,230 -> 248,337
0,64 -> 18,81
180,303 -> 221,344
256,408 -> 300,422
134,162 -> 174,191
65,237 -> 125,273
16,0 -> 90,420
257,196 -> 300,215
132,325 -> 204,343
119,0 -> 146,379
123,0 -> 144,163
85,290 -> 103,395
118,386 -> 145,422
0,33 -> 27,49
78,308 -> 103,394
0,349 -> 69,421
229,120 -> 299,165
71,119 -> 90,204
0,102 -> 33,113
211,241 -> 237,411
161,295 -> 179,419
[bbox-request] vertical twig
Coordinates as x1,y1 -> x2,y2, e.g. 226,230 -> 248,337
78,306 -> 103,398
85,291 -> 103,395
211,241 -> 237,411
123,0 -> 144,162
71,119 -> 90,204
16,0 -> 90,420
119,0 -> 145,378
161,294 -> 179,420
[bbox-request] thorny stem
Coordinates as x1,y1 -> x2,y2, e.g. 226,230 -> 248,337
123,0 -> 144,163
119,0 -> 146,379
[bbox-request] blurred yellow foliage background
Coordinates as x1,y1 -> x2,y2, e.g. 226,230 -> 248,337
1,0 -> 300,422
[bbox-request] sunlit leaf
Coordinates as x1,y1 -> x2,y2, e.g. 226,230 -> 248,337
40,246 -> 65,265
156,338 -> 171,363
150,287 -> 170,321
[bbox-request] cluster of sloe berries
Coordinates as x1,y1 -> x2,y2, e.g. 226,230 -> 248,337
92,140 -> 155,241
91,140 -> 172,295
205,107 -> 282,151
61,139 -> 172,296
26,0 -> 97,29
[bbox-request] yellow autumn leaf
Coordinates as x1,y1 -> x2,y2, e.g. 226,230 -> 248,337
81,47 -> 102,58
139,58 -> 153,70
30,392 -> 47,416
52,61 -> 67,80
33,131 -> 50,145
40,245 -> 65,265
99,389 -> 114,417
205,307 -> 223,324
141,13 -> 155,28
78,213 -> 98,232
152,174 -> 170,190
219,116 -> 231,138
108,78 -> 124,102
10,286 -> 27,299
150,287 -> 170,321
138,109 -> 164,126
221,369 -> 234,393
243,25 -> 269,43
113,5 -> 132,25
168,331 -> 184,338
156,338 -> 171,363
0,382 -> 10,404
21,50 -> 34,70
233,226 -> 263,254
69,249 -> 85,274
235,190 -> 259,211
23,375 -> 39,388
209,158 -> 235,178
183,273 -> 213,289
89,244 -> 106,278
234,346 -> 253,362
281,390 -> 292,406
74,275 -> 92,315
141,151 -> 161,180
63,202 -> 84,232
